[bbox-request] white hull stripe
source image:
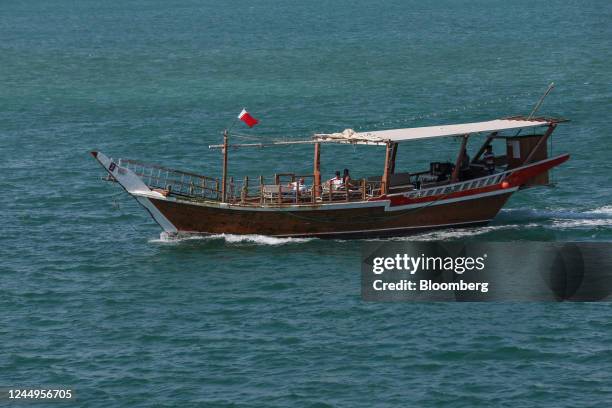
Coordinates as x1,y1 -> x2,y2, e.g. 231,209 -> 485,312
131,192 -> 389,211
133,186 -> 515,213
274,219 -> 492,237
385,187 -> 518,211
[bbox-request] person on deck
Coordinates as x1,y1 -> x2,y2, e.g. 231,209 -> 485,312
343,168 -> 354,189
328,171 -> 344,190
483,145 -> 496,174
290,178 -> 306,193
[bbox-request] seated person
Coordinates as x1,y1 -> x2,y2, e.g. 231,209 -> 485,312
343,168 -> 355,189
328,171 -> 344,190
482,145 -> 496,174
289,178 -> 307,193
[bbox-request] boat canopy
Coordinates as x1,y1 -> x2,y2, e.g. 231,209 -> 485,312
314,118 -> 554,144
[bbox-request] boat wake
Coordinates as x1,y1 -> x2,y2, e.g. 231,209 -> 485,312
150,232 -> 314,246
389,223 -> 543,241
380,205 -> 612,241
498,205 -> 612,229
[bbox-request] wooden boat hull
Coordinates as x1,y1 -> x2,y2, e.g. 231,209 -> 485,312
143,192 -> 512,238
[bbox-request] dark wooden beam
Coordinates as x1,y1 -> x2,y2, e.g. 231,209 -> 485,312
381,142 -> 393,195
389,143 -> 399,174
313,142 -> 321,199
221,129 -> 228,202
451,135 -> 469,182
523,124 -> 557,164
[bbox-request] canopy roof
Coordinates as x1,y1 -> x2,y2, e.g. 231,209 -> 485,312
314,118 -> 553,144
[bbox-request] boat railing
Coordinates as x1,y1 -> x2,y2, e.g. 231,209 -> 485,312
397,171 -> 507,199
118,158 -> 510,206
118,156 -> 510,205
116,158 -> 384,205
118,159 -> 222,200
226,174 -> 384,205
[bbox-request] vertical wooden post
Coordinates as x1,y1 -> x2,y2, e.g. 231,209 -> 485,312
389,143 -> 399,174
381,142 -> 393,195
313,142 -> 321,199
361,179 -> 366,200
311,175 -> 316,204
241,176 -> 248,204
259,175 -> 264,205
229,176 -> 234,203
451,135 -> 469,182
221,129 -> 229,202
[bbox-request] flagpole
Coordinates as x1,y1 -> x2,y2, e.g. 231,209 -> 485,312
220,108 -> 254,202
220,110 -> 242,203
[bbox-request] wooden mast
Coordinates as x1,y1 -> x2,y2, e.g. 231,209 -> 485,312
451,135 -> 469,182
221,129 -> 229,202
313,142 -> 321,199
381,142 -> 394,195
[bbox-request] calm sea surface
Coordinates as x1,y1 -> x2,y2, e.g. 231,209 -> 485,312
2,0 -> 612,406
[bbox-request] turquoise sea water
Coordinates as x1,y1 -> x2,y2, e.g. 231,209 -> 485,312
2,0 -> 612,406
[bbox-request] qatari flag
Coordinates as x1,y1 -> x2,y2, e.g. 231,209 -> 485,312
238,108 -> 259,128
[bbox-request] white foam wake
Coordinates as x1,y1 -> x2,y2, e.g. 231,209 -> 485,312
584,205 -> 612,216
150,232 -> 314,245
551,219 -> 612,229
498,205 -> 612,230
385,223 -> 542,241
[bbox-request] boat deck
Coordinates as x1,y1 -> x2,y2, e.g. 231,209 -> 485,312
116,158 -> 509,207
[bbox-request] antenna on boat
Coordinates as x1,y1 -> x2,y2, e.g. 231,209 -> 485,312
527,82 -> 555,120
513,82 -> 555,137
